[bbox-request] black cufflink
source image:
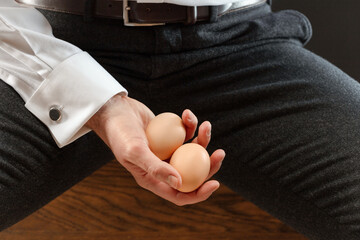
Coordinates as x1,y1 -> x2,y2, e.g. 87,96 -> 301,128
49,106 -> 62,122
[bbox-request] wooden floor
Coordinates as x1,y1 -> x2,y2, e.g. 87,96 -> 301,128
0,159 -> 307,240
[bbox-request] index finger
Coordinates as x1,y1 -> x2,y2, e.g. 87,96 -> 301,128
182,109 -> 198,142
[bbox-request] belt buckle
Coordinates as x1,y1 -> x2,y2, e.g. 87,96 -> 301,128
123,0 -> 165,26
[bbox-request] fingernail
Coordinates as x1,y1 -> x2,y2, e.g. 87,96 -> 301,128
213,182 -> 220,192
219,159 -> 223,167
167,175 -> 178,189
189,111 -> 196,121
207,124 -> 212,137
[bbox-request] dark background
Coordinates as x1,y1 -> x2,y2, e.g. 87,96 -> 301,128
272,0 -> 360,80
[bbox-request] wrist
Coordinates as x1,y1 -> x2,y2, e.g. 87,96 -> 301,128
85,94 -> 127,131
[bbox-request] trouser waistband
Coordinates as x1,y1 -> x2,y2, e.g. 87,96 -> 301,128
16,0 -> 267,26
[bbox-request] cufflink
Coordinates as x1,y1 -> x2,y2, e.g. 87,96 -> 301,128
49,106 -> 62,122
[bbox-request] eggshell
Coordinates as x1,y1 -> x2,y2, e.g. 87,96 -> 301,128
146,112 -> 186,160
169,143 -> 210,192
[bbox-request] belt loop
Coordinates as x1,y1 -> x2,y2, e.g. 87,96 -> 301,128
84,0 -> 97,22
209,6 -> 219,22
186,6 -> 198,24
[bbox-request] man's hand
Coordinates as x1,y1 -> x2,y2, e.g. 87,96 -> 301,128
86,94 -> 225,206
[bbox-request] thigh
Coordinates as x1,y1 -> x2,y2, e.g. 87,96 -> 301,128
148,40 -> 360,240
0,81 -> 114,231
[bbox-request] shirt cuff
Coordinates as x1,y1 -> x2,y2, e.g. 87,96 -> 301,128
25,51 -> 127,148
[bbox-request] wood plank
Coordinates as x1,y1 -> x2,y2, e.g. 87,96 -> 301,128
0,160 -> 307,240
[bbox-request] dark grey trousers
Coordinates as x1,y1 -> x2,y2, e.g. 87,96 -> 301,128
1,3 -> 360,239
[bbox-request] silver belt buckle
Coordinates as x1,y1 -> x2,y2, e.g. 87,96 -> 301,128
123,0 -> 165,26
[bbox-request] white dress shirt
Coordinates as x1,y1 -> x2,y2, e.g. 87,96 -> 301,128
0,0 -> 237,148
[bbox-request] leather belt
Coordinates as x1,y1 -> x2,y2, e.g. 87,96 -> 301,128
15,0 -> 267,26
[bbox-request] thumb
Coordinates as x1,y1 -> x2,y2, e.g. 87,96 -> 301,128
135,146 -> 182,189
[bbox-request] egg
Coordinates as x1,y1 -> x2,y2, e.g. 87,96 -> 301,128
146,112 -> 186,160
169,143 -> 210,192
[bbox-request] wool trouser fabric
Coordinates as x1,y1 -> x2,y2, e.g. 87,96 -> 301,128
1,3 -> 360,239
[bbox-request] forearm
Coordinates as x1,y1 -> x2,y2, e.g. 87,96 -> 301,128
0,0 -> 127,147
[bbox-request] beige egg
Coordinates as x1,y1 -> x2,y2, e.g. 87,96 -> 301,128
170,143 -> 210,193
146,112 -> 186,160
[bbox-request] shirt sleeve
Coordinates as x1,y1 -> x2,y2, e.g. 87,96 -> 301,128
0,0 -> 128,148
